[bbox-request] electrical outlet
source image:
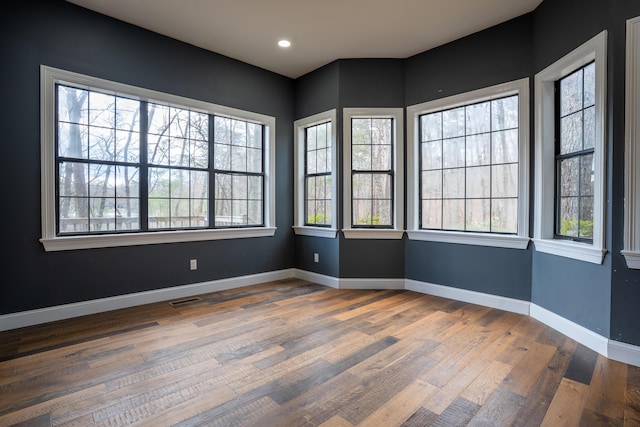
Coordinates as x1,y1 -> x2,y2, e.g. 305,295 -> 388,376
190,259 -> 198,270
314,253 -> 319,263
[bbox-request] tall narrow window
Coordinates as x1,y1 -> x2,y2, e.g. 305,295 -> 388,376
533,31 -> 607,264
343,108 -> 404,239
147,103 -> 209,229
213,116 -> 264,227
351,117 -> 394,227
293,110 -> 337,238
305,121 -> 332,226
555,63 -> 595,242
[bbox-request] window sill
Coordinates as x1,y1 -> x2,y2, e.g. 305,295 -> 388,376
533,238 -> 606,264
342,229 -> 405,240
407,230 -> 530,249
621,250 -> 640,269
292,226 -> 338,238
40,227 -> 277,252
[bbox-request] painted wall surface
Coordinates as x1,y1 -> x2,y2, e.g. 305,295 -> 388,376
403,15 -> 534,300
337,59 -> 406,278
293,62 -> 341,277
607,0 -> 640,345
530,0 -> 638,341
0,0 -> 295,315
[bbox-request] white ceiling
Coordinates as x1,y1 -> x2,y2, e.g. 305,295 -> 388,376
66,0 -> 543,79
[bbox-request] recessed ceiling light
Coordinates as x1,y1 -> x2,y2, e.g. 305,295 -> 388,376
278,40 -> 291,48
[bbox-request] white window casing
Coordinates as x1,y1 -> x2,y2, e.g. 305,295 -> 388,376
623,17 -> 640,269
533,31 -> 607,264
343,108 -> 404,240
293,109 -> 338,238
40,65 -> 277,251
406,78 -> 530,249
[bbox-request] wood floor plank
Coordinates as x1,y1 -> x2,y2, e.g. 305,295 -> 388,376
583,355 -> 627,424
540,377 -> 590,427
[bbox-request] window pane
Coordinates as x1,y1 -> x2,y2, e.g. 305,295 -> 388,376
353,174 -> 372,199
372,199 -> 392,226
443,168 -> 465,198
372,145 -> 391,170
169,137 -> 188,167
148,167 -> 170,198
442,199 -> 464,230
580,154 -> 594,196
559,197 -> 579,237
421,112 -> 442,141
466,101 -> 490,135
579,196 -> 594,238
559,157 -> 579,197
115,130 -> 140,163
89,92 -> 115,129
443,137 -> 465,168
443,107 -> 465,138
583,62 -> 596,107
421,170 -> 442,199
492,129 -> 518,164
352,144 -> 372,170
492,198 -> 517,233
58,85 -> 88,125
583,106 -> 595,150
58,122 -> 88,159
560,112 -> 583,155
421,140 -> 442,170
491,96 -> 518,131
560,69 -> 583,116
466,166 -> 490,198
491,164 -> 518,198
148,135 -> 170,165
422,199 -> 442,229
466,199 -> 490,232
466,134 -> 490,166
353,199 -> 372,225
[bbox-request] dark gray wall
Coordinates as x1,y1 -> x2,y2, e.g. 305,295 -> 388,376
293,62 -> 341,277
0,0 -> 295,315
403,14 -> 534,300
530,0 -> 640,341
605,0 -> 640,345
338,59 -> 406,279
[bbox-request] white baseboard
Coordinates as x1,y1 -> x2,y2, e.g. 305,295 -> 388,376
530,303 -> 609,356
293,269 -> 340,288
338,277 -> 405,290
405,279 -> 531,315
0,269 -> 296,332
608,339 -> 640,367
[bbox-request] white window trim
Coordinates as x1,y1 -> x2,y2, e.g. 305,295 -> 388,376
40,65 -> 276,252
623,16 -> 640,269
292,109 -> 338,239
406,78 -> 530,250
533,31 -> 607,264
343,108 -> 404,240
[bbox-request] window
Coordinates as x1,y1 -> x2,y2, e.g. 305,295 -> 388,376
407,78 -> 529,249
343,108 -> 404,239
293,110 -> 337,238
623,16 -> 640,269
555,63 -> 595,242
534,31 -> 607,264
41,66 -> 276,251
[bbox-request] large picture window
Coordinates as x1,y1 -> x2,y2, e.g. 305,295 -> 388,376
41,66 -> 276,251
407,78 -> 529,249
419,95 -> 519,234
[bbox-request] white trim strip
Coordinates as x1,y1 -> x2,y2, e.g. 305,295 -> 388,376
338,278 -> 405,290
293,269 -> 340,289
530,303 -> 609,356
0,269 -> 295,332
608,339 -> 640,367
405,279 -> 530,315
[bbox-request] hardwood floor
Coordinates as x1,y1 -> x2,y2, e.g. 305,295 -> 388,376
1,279 -> 639,426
